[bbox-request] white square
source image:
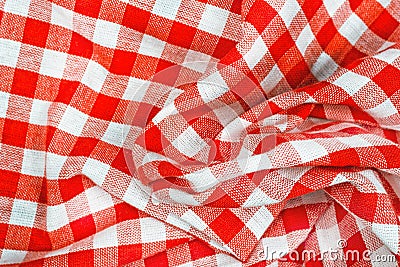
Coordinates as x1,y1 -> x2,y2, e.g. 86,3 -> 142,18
181,209 -> 208,231
140,217 -> 166,243
172,127 -> 207,157
58,106 -> 89,136
39,49 -> 68,79
85,186 -> 114,213
215,254 -> 242,266
185,168 -> 218,192
378,41 -> 395,53
316,224 -> 341,252
333,71 -> 370,95
372,223 -> 399,253
47,204 -> 69,231
166,213 -> 191,231
339,14 -> 368,45
102,122 -> 129,147
29,99 -> 51,126
262,235 -> 289,260
169,189 -> 200,205
0,91 -> 10,118
81,60 -> 108,93
123,180 -> 150,210
93,225 -> 118,248
4,0 -> 30,17
261,65 -> 283,94
152,0 -> 181,20
46,152 -> 68,179
367,99 -> 398,118
21,149 -> 46,176
9,199 -> 38,227
290,140 -> 328,162
243,187 -> 277,207
296,24 -> 314,55
323,0 -> 345,16
93,19 -> 121,48
0,250 -> 27,264
123,77 -> 150,101
198,4 -> 230,36
51,3 -> 73,30
138,34 -> 166,58
244,36 -> 268,69
360,170 -> 386,193
198,71 -> 229,102
184,50 -> 211,67
82,158 -> 110,185
374,48 -> 400,64
336,135 -> 372,148
376,0 -> 391,7
311,52 -> 339,81
279,0 -> 301,27
0,39 -> 21,68
246,206 -> 274,239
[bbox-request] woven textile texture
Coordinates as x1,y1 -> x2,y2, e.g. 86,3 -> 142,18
0,0 -> 400,266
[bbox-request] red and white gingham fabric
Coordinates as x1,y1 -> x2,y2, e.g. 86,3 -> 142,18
0,0 -> 400,266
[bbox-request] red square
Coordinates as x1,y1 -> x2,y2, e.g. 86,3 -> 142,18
68,251 -> 95,266
167,21 -> 197,49
370,10 -> 398,40
118,244 -> 142,266
0,223 -> 9,248
349,0 -> 363,11
341,47 -> 366,68
90,94 -> 120,121
245,0 -> 277,34
349,189 -> 378,222
59,175 -> 85,202
2,119 -> 28,147
70,137 -> 99,157
144,252 -> 168,267
376,145 -> 400,168
55,80 -> 79,104
269,31 -> 295,62
11,69 -> 39,98
115,202 -> 139,222
141,125 -> 164,153
189,240 -> 216,260
69,32 -> 93,58
0,170 -> 19,198
110,49 -> 137,75
316,19 -> 337,50
155,59 -> 175,73
302,0 -> 323,21
70,215 -> 96,241
29,228 -> 52,251
212,37 -> 237,59
230,0 -> 242,14
285,58 -> 310,88
334,201 -> 348,223
329,148 -> 360,166
74,0 -> 102,18
373,65 -> 400,97
282,206 -> 310,232
343,233 -> 368,266
209,209 -> 244,243
22,18 -> 50,48
111,149 -> 130,174
122,5 -> 151,33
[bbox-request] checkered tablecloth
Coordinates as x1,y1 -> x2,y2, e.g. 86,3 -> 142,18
0,0 -> 399,266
